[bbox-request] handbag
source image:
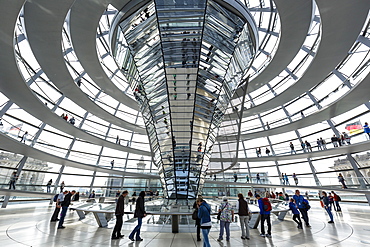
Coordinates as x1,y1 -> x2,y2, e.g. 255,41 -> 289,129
192,209 -> 198,220
217,203 -> 227,220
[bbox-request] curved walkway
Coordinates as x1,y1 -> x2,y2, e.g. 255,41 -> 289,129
0,133 -> 156,179
234,0 -> 313,96
23,0 -> 145,134
237,0 -> 369,117
209,140 -> 370,163
69,0 -> 139,112
218,70 -> 370,141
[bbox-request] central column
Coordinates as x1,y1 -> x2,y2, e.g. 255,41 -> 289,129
113,0 -> 257,199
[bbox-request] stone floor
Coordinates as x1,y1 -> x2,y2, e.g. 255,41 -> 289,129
0,201 -> 370,246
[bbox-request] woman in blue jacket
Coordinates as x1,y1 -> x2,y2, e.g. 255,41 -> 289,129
289,198 -> 302,229
197,198 -> 212,247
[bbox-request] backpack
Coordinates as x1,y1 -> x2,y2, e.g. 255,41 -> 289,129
53,194 -> 59,202
303,200 -> 311,211
337,195 -> 342,201
262,197 -> 272,211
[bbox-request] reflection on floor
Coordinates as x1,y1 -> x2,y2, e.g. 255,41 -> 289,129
0,201 -> 370,246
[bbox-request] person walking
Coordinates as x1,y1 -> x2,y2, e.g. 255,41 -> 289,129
8,171 -> 18,190
338,173 -> 347,188
363,122 -> 370,139
60,181 -> 65,193
236,193 -> 250,240
197,197 -> 212,247
289,198 -> 302,229
193,197 -> 202,242
331,191 -> 342,211
246,175 -> 250,183
217,197 -> 234,242
129,191 -> 146,241
20,131 -> 28,143
112,190 -> 128,239
320,191 -> 334,223
301,141 -> 306,152
46,179 -> 52,193
58,190 -> 76,229
293,190 -> 310,227
289,142 -> 296,154
256,194 -> 272,238
317,139 -> 323,150
265,147 -> 271,156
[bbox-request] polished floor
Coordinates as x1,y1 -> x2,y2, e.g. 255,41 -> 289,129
0,201 -> 370,246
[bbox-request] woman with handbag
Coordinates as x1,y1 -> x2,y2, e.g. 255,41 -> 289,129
217,196 -> 234,242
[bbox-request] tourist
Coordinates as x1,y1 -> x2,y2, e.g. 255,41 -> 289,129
129,191 -> 146,241
217,197 -> 234,242
112,191 -> 128,239
197,197 -> 212,247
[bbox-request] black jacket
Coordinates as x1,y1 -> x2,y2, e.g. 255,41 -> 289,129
238,198 -> 249,216
61,193 -> 72,207
134,195 -> 146,218
115,195 -> 125,215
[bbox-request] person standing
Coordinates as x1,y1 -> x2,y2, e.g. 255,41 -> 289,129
284,173 -> 290,185
320,191 -> 334,223
46,179 -> 52,193
246,175 -> 250,183
328,193 -> 335,211
233,172 -> 238,182
112,190 -> 128,239
363,122 -> 370,139
51,190 -> 65,222
236,193 -> 250,240
305,140 -> 312,152
129,191 -> 146,241
317,139 -> 323,150
256,173 -> 261,184
293,190 -> 310,227
58,190 -> 76,229
301,141 -> 306,152
193,197 -> 202,242
292,173 -> 298,186
331,191 -> 342,211
217,197 -> 234,242
338,173 -> 347,188
289,142 -> 296,154
60,181 -> 65,193
8,171 -> 18,190
289,198 -> 302,229
197,197 -> 212,247
265,147 -> 270,156
256,194 -> 272,238
343,132 -> 351,145
320,137 -> 327,149
331,135 -> 339,147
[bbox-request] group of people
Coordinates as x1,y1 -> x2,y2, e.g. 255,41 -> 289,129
256,147 -> 271,157
60,113 -> 75,125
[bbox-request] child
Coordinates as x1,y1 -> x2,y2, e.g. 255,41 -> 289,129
289,198 -> 302,229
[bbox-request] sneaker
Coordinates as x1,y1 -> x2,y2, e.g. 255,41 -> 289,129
328,221 -> 334,223
111,236 -> 119,240
246,237 -> 250,240
197,238 -> 201,242
306,224 -> 311,227
241,237 -> 246,240
57,226 -> 65,229
118,234 -> 124,238
136,239 -> 143,241
217,239 -> 222,242
260,234 -> 265,237
266,234 -> 272,238
129,238 -> 134,241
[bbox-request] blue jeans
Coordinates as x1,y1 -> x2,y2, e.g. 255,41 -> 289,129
58,206 -> 68,227
325,207 -> 333,221
219,221 -> 230,240
202,228 -> 211,247
129,217 -> 142,240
